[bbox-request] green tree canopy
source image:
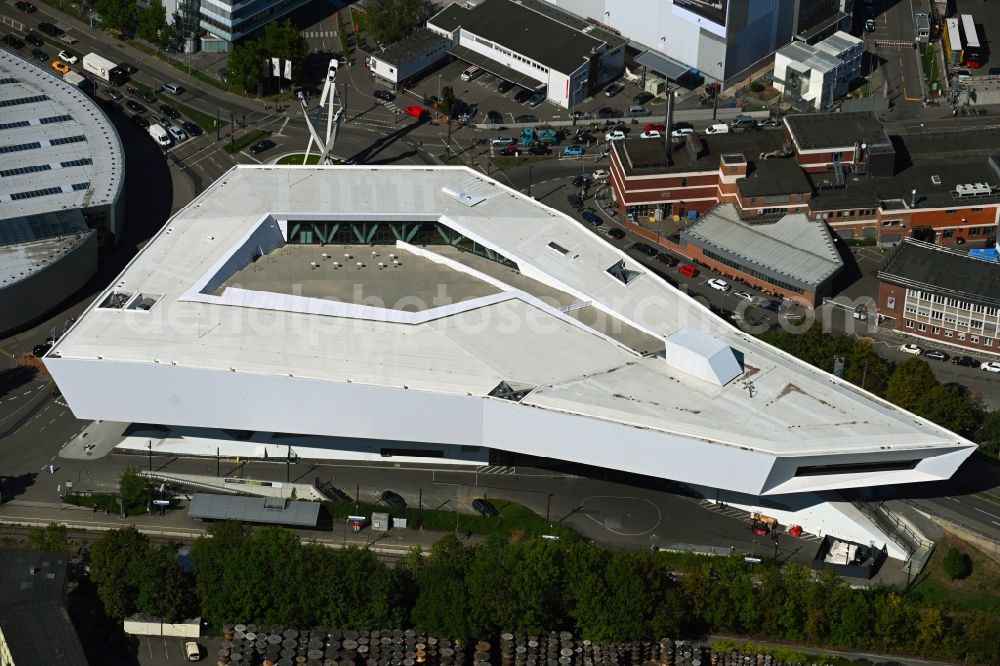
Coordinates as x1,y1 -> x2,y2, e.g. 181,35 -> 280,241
89,527 -> 150,619
95,0 -> 137,34
27,523 -> 70,552
229,39 -> 265,94
136,0 -> 171,49
363,0 -> 430,45
941,547 -> 970,580
262,19 -> 309,83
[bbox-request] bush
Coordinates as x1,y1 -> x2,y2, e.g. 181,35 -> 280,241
749,81 -> 765,93
942,547 -> 971,580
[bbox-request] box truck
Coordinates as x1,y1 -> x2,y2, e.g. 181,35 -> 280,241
83,52 -> 126,85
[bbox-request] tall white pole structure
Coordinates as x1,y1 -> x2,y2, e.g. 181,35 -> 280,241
301,58 -> 345,165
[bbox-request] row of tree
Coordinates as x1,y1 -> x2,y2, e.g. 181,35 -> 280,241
759,323 -> 997,444
85,524 -> 999,664
227,21 -> 309,94
95,0 -> 175,49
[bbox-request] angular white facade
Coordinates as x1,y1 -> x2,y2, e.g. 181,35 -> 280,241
45,166 -> 975,497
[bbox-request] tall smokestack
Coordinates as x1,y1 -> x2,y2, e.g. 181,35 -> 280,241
665,87 -> 674,167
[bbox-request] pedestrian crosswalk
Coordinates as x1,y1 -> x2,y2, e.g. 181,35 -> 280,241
696,499 -> 823,542
302,30 -> 338,39
477,465 -> 517,475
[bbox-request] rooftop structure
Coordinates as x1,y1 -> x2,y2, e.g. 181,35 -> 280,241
0,50 -> 124,333
878,239 -> 1000,309
371,28 -> 450,68
614,131 -> 788,176
679,203 -> 843,296
785,111 -> 892,152
47,166 -> 974,498
772,31 -> 862,111
188,493 -> 321,527
0,550 -> 88,666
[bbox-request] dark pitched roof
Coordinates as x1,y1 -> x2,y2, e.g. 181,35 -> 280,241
188,493 -> 321,527
738,160 -> 811,197
373,28 -> 450,67
785,111 -> 891,151
877,239 -> 1000,308
617,131 -> 788,175
428,0 -> 615,74
0,550 -> 88,666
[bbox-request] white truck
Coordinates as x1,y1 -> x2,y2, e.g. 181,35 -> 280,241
62,70 -> 87,88
148,123 -> 171,147
82,52 -> 125,85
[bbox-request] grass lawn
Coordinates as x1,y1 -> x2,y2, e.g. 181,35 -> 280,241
909,533 -> 1000,613
276,153 -> 325,165
322,498 -> 577,541
921,45 -> 939,88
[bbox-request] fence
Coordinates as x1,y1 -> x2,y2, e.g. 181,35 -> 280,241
850,500 -> 931,558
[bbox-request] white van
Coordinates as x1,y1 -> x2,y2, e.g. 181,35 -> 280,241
148,123 -> 172,147
460,65 -> 482,82
184,641 -> 201,661
705,123 -> 730,134
162,82 -> 185,94
628,105 -> 650,117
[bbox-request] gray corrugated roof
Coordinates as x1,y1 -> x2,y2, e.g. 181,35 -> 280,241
785,111 -> 891,151
877,239 -> 1000,308
187,492 -> 321,526
428,0 -> 611,75
372,28 -> 450,67
634,50 -> 691,80
681,203 -> 843,289
0,550 -> 88,666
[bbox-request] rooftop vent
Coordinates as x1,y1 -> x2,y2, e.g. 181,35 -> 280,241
488,381 -> 536,402
442,186 -> 486,207
955,182 -> 993,197
663,328 -> 744,386
606,259 -> 642,285
930,175 -> 941,185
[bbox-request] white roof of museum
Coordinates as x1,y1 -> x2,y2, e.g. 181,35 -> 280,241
51,165 -> 969,460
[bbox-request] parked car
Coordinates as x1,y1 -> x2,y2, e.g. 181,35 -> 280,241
131,87 -> 156,103
491,136 -> 516,147
181,121 -> 202,136
37,22 -> 62,37
760,118 -> 782,128
374,89 -> 395,102
705,123 -> 729,134
596,106 -> 621,118
486,110 -> 503,124
581,211 -> 602,226
899,343 -> 923,355
631,242 -> 658,257
50,60 -> 69,74
605,130 -> 626,142
981,361 -> 1000,373
249,139 -> 276,155
633,91 -> 654,105
130,114 -> 149,128
671,127 -> 695,138
514,114 -> 538,124
567,194 -> 583,210
607,228 -> 626,240
2,34 -> 25,49
923,349 -> 949,362
526,90 -> 546,108
167,125 -> 188,142
951,355 -> 979,367
513,89 -> 533,104
707,278 -> 730,292
58,49 -> 78,64
656,254 -> 678,267
604,82 -> 625,97
497,80 -> 514,93
679,264 -> 699,278
105,86 -> 123,100
32,342 -> 51,357
31,48 -> 48,61
528,144 -> 551,155
150,112 -> 171,127
563,145 -> 585,157
644,123 -> 666,132
184,641 -> 201,661
500,144 -> 520,156
126,100 -> 146,113
24,32 -> 43,46
160,104 -> 180,119
733,291 -> 754,303
472,498 -> 499,517
640,130 -> 662,139
380,490 -> 406,509
592,169 -> 609,179
15,1 -> 38,12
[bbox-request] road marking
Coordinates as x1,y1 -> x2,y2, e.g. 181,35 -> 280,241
945,496 -> 961,502
974,507 -> 1000,520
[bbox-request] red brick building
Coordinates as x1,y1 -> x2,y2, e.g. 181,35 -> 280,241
877,239 -> 1000,358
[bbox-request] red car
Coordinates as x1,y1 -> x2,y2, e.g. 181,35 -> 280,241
404,105 -> 428,119
679,264 -> 699,278
643,123 -> 665,132
501,144 -> 521,156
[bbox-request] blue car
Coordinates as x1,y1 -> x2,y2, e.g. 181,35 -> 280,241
581,211 -> 602,226
763,300 -> 782,313
563,145 -> 585,157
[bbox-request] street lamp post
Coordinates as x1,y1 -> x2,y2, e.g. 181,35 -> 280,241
545,493 -> 553,522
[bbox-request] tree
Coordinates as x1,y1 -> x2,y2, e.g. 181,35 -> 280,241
942,547 -> 970,580
229,39 -> 265,94
411,536 -> 477,639
440,85 -> 456,118
89,527 -> 151,619
136,544 -> 193,622
95,0 -> 137,34
119,468 -> 153,515
136,0 -> 170,49
843,340 -> 890,395
27,523 -> 70,552
363,0 -> 430,45
873,592 -> 915,650
262,19 -> 309,84
916,607 -> 946,648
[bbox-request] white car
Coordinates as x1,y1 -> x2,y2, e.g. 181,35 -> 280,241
899,343 -> 923,355
605,130 -> 626,142
491,136 -> 515,146
733,291 -> 754,303
592,169 -> 609,179
671,127 -> 694,138
705,123 -> 729,134
58,50 -> 78,65
707,278 -> 730,292
167,125 -> 188,142
640,130 -> 662,139
981,361 -> 1000,373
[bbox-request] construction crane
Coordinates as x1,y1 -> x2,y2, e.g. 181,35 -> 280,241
301,58 -> 345,165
